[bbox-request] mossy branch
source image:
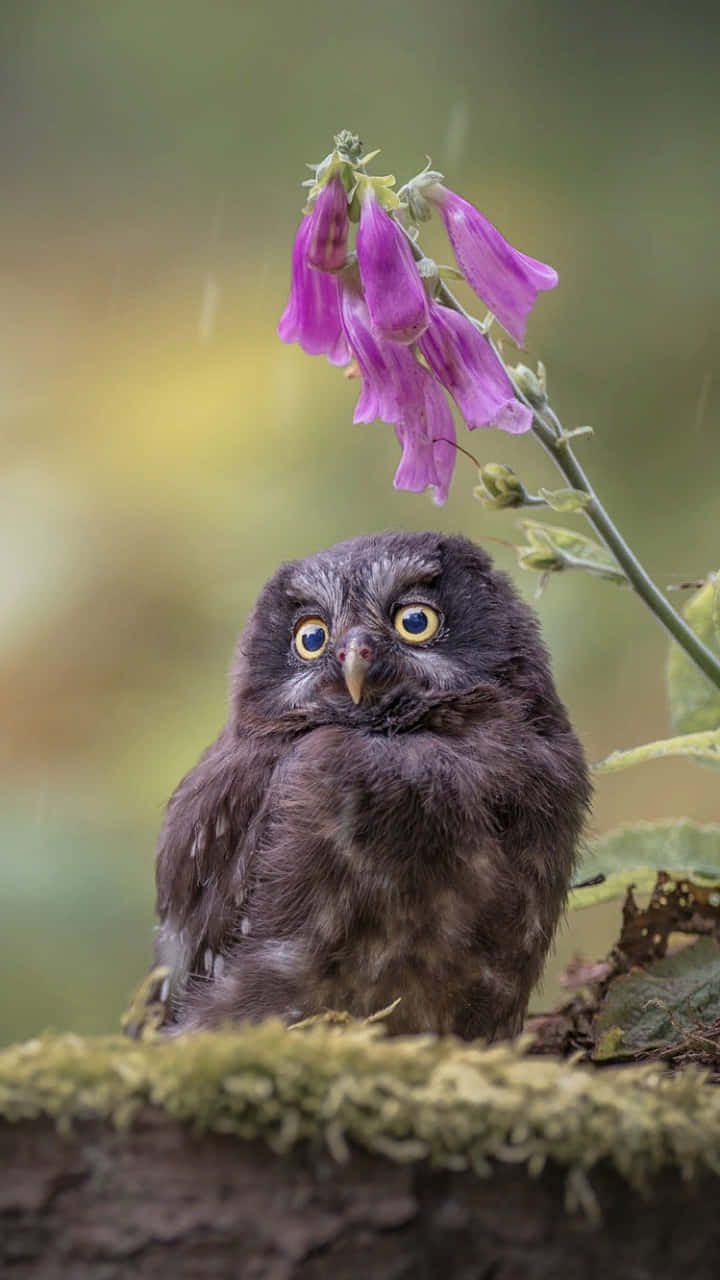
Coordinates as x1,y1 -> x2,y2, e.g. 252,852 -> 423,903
3,1024 -> 720,1192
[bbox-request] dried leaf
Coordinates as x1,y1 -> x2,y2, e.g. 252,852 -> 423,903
613,872 -> 720,969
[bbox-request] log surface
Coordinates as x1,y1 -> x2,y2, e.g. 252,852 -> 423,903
2,1111 -> 719,1280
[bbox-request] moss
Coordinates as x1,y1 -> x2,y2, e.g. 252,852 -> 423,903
1,1023 -> 720,1205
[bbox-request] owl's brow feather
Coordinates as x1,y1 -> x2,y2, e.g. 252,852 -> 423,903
284,565 -> 346,620
363,554 -> 441,605
286,554 -> 442,620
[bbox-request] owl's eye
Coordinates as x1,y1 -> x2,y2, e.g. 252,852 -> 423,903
294,617 -> 329,660
392,604 -> 440,644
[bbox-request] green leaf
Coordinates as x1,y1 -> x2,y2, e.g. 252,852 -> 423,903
594,729 -> 720,773
537,487 -> 591,513
593,937 -> 720,1060
516,520 -> 627,585
570,819 -> 720,908
667,575 -> 720,749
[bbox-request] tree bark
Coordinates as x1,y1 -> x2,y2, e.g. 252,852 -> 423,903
2,1110 -> 718,1279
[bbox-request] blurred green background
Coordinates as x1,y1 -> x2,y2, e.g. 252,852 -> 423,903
1,0 -> 718,1044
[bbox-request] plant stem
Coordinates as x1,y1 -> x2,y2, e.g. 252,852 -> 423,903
526,404 -> 720,694
404,233 -> 720,694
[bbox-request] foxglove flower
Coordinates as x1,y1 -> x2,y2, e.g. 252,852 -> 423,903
425,183 -> 557,346
356,189 -> 429,344
338,267 -> 455,502
394,365 -> 456,504
305,174 -> 349,272
277,215 -> 350,365
418,302 -> 532,434
337,266 -> 402,423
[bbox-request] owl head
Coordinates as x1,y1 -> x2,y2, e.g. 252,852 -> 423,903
231,530 -> 560,733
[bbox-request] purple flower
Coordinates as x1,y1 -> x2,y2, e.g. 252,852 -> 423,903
393,366 -> 456,504
337,267 -> 401,422
418,302 -> 532,434
305,175 -> 349,272
426,183 -> 557,346
338,267 -> 456,503
277,215 -> 350,365
356,190 -> 430,344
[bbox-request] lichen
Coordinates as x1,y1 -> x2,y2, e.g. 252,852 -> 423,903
2,1023 -> 720,1205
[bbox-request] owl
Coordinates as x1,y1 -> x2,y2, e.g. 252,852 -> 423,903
151,530 -> 589,1040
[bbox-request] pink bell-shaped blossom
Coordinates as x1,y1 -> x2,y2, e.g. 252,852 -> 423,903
418,302 -> 532,434
277,214 -> 350,365
305,175 -> 349,272
337,266 -> 402,423
393,365 -> 457,504
426,183 -> 557,346
338,267 -> 455,502
356,189 -> 430,344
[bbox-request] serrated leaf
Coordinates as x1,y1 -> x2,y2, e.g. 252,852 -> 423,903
667,575 -> 720,749
569,819 -> 720,908
593,937 -> 720,1060
516,521 -> 626,585
537,487 -> 591,513
594,729 -> 720,773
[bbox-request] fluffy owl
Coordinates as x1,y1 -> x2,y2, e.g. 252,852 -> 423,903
151,530 -> 589,1040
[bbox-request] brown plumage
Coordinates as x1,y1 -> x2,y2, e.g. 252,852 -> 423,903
151,531 -> 590,1039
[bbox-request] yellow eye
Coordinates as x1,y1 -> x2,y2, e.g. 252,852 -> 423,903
392,604 -> 440,644
294,617 -> 329,660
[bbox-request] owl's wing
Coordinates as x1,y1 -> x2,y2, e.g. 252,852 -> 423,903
151,725 -> 277,1022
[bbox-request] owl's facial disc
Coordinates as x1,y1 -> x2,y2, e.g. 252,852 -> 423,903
335,629 -> 374,705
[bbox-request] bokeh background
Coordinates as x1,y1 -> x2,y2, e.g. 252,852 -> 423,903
1,0 -> 718,1044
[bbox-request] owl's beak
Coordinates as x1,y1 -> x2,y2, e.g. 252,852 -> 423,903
336,631 -> 373,705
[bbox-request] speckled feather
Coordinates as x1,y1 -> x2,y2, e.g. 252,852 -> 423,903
153,531 -> 590,1039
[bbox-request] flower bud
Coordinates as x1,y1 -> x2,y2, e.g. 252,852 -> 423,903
474,462 -> 528,509
404,184 -> 433,224
516,521 -> 627,584
333,130 -> 363,165
516,528 -> 565,573
400,166 -> 445,225
511,364 -> 547,409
